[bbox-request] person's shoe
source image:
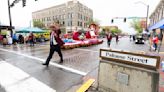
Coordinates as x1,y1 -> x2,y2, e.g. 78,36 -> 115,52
58,60 -> 63,64
42,63 -> 49,67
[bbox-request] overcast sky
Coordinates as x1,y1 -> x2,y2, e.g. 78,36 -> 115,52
0,0 -> 160,33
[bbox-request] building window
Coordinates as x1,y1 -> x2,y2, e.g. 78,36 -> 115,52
84,16 -> 85,21
86,17 -> 88,21
68,13 -> 73,19
63,14 -> 66,19
78,22 -> 82,27
68,21 -> 72,26
71,13 -> 73,18
78,13 -> 80,19
71,21 -> 72,26
59,15 -> 61,19
55,15 -> 58,19
63,21 -> 65,26
61,15 -> 64,19
49,17 -> 51,21
68,13 -> 70,19
81,14 -> 83,20
77,21 -> 79,26
53,16 -> 55,20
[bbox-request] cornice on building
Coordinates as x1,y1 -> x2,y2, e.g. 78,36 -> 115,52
32,0 -> 93,14
32,3 -> 65,14
150,0 -> 164,18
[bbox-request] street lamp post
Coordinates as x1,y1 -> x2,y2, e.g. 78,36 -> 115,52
135,1 -> 149,31
8,0 -> 13,37
146,5 -> 149,31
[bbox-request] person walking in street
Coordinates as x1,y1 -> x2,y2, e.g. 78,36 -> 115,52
132,35 -> 135,41
152,35 -> 159,51
106,32 -> 112,47
129,35 -> 132,41
28,32 -> 35,46
7,35 -> 12,45
18,34 -> 24,44
13,33 -> 18,45
115,34 -> 119,44
42,24 -> 65,66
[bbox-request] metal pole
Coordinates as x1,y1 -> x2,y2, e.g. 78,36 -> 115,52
8,0 -> 13,37
71,16 -> 72,32
146,5 -> 149,30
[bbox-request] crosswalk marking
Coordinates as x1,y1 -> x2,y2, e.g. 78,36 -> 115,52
0,48 -> 87,76
0,61 -> 56,92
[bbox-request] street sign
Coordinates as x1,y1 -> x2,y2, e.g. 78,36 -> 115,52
100,49 -> 160,70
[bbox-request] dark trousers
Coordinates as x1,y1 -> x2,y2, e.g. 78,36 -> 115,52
154,43 -> 157,51
45,44 -> 63,65
107,39 -> 111,46
29,39 -> 34,46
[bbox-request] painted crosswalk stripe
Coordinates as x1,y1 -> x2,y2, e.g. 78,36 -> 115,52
0,48 -> 87,76
0,61 -> 56,92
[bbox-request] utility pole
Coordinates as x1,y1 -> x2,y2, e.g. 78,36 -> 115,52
146,5 -> 149,31
8,0 -> 13,37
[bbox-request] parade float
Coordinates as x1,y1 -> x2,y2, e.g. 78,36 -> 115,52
61,24 -> 103,49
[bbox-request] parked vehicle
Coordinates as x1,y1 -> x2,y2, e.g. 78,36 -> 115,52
135,35 -> 144,44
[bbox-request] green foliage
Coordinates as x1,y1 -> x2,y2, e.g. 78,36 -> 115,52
111,29 -> 122,34
86,19 -> 100,26
130,19 -> 143,33
33,20 -> 45,28
99,30 -> 106,36
1,31 -> 7,35
60,28 -> 66,34
101,26 -> 110,32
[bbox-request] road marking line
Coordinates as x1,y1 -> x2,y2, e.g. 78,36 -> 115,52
76,79 -> 95,92
0,61 -> 56,92
0,48 -> 87,76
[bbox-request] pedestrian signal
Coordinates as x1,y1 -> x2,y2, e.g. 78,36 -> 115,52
124,18 -> 126,22
111,19 -> 114,23
22,0 -> 26,7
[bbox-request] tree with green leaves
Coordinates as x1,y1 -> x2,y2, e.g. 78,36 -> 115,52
33,21 -> 45,28
111,29 -> 122,34
86,19 -> 100,26
130,19 -> 143,33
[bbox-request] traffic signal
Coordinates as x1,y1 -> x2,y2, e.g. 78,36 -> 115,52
124,18 -> 126,22
22,0 -> 26,7
111,19 -> 114,23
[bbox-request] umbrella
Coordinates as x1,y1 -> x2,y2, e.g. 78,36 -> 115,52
16,27 -> 45,33
159,24 -> 164,29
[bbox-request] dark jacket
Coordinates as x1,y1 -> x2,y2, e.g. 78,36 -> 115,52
51,29 -> 65,46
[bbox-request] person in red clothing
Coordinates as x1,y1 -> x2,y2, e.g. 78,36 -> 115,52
86,24 -> 98,39
152,35 -> 159,51
106,32 -> 112,47
115,34 -> 119,44
28,32 -> 35,46
73,31 -> 80,40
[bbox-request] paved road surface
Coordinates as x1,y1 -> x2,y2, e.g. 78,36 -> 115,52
0,37 -> 157,92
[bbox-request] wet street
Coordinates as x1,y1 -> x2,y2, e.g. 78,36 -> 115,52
0,37 -> 153,92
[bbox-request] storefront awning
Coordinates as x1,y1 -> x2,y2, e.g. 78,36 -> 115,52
148,19 -> 164,30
